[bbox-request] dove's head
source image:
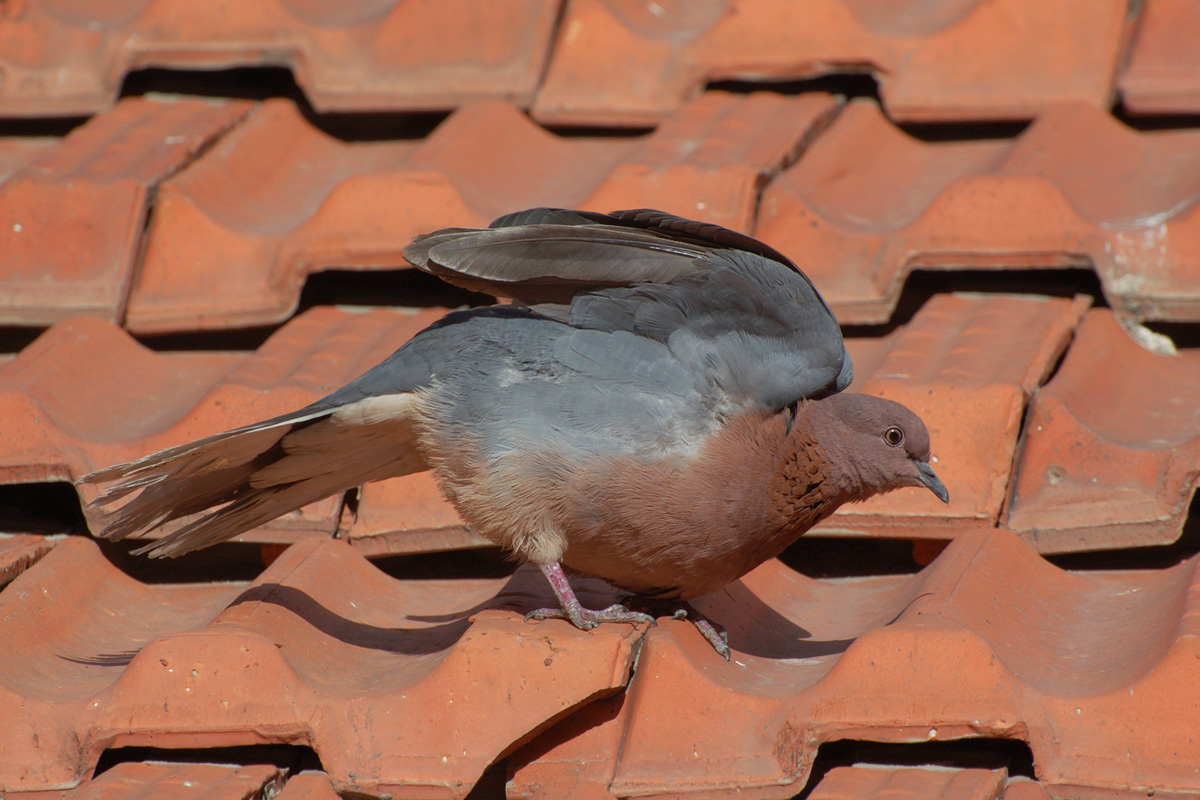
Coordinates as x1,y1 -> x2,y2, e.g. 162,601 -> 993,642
806,392 -> 948,505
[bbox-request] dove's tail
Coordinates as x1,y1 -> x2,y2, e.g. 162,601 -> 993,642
80,394 -> 429,558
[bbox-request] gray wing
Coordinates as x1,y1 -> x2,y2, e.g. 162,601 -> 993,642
569,249 -> 850,411
413,312 -> 717,464
407,208 -> 852,411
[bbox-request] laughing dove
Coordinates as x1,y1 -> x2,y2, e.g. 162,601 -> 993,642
82,208 -> 947,657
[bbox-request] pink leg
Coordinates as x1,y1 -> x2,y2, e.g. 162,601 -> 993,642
526,563 -> 655,630
668,605 -> 731,660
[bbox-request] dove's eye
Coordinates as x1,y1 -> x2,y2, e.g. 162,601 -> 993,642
883,426 -> 904,447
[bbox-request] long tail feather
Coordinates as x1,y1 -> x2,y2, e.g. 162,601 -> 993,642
81,395 -> 428,557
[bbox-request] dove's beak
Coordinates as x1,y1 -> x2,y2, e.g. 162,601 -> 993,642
914,460 -> 949,504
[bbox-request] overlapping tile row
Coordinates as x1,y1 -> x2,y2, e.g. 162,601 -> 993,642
0,96 -> 252,326
126,91 -> 838,332
1004,309 -> 1200,552
757,100 -> 1200,324
0,306 -> 465,551
12,93 -> 1200,334
819,292 -> 1089,541
0,0 -> 559,116
509,528 -> 1200,799
1119,0 -> 1200,114
3,762 -> 285,800
532,0 -> 1127,126
0,535 -> 639,795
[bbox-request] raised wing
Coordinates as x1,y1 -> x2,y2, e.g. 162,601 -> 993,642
406,208 -> 852,411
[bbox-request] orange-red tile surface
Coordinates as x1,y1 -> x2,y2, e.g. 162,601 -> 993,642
1001,780 -> 1055,800
272,771 -> 342,800
533,0 -> 1126,125
1120,0 -> 1200,114
0,96 -> 251,326
0,535 -> 53,589
818,293 -> 1088,542
0,536 -> 639,795
805,766 -> 1007,800
127,92 -> 837,332
0,307 -> 451,551
511,529 -> 1200,798
0,0 -> 559,116
758,100 -> 1200,323
4,762 -> 285,800
1004,309 -> 1200,552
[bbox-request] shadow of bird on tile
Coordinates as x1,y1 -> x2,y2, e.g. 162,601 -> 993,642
58,563 -> 857,666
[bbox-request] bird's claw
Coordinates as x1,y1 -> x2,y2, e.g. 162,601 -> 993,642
526,603 -> 656,631
633,602 -> 731,660
692,617 -> 732,661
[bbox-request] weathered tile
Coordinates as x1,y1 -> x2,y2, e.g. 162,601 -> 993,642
513,530 -> 1200,798
0,1 -> 559,115
0,535 -> 53,590
758,100 -> 1200,324
1004,309 -> 1200,552
127,92 -> 837,332
1120,0 -> 1200,115
0,97 -> 251,326
818,293 -> 1089,541
0,536 -> 639,795
533,0 -> 1126,125
3,761 -> 284,800
273,771 -> 342,800
806,766 -> 1007,800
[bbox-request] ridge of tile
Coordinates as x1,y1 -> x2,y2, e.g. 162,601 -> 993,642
817,293 -> 1088,541
1004,309 -> 1200,551
2,761 -> 285,800
126,92 -> 837,333
0,536 -> 640,795
757,100 -> 1200,323
511,529 -> 1200,798
1119,0 -> 1200,115
0,537 -> 242,704
0,535 -> 54,590
532,0 -> 1126,125
0,97 -> 252,326
805,765 -> 1008,800
0,138 -> 55,182
0,307 -> 450,549
0,0 -> 559,116
273,771 -> 342,800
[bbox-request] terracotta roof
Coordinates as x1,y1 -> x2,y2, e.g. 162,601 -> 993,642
1,1 -> 1198,797
756,99 -> 1200,323
127,91 -> 837,332
532,0 -> 1129,125
0,0 -> 560,116
0,97 -> 251,326
2,536 -> 637,795
510,528 -> 1200,797
1005,308 -> 1200,551
1120,0 -> 1200,115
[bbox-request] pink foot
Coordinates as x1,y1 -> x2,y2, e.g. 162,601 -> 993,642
669,606 -> 731,660
526,563 -> 655,631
